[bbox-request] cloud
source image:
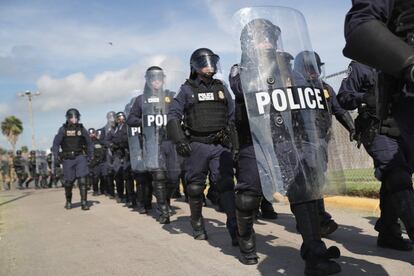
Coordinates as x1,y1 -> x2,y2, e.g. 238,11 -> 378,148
34,55 -> 186,112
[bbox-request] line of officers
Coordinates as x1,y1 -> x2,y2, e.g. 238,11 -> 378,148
0,149 -> 63,190
50,14 -> 414,276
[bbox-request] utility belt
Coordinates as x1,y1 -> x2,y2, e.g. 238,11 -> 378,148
187,128 -> 230,147
61,150 -> 85,160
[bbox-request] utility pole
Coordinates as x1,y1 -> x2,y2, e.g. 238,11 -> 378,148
18,90 -> 41,150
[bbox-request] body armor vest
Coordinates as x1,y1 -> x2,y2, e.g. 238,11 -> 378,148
61,123 -> 86,153
92,140 -> 106,162
185,79 -> 228,134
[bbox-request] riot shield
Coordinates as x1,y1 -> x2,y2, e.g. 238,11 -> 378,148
35,150 -> 48,176
128,125 -> 146,172
233,7 -> 344,203
141,69 -> 182,172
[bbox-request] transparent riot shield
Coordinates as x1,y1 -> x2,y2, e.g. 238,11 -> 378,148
141,69 -> 183,172
233,6 -> 345,203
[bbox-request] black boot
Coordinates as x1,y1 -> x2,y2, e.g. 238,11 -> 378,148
64,185 -> 73,209
292,201 -> 341,276
389,189 -> 414,241
107,174 -> 115,198
79,177 -> 90,211
138,181 -> 151,214
376,187 -> 412,251
236,192 -> 261,265
260,197 -> 278,220
153,172 -> 170,224
220,190 -> 238,246
317,199 -> 338,237
187,183 -> 207,240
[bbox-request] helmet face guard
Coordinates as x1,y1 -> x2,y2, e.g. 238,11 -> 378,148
145,68 -> 165,91
190,48 -> 221,79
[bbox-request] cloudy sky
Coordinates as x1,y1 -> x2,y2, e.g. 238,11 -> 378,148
0,0 -> 352,150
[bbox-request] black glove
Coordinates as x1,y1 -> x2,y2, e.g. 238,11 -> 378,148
176,140 -> 192,157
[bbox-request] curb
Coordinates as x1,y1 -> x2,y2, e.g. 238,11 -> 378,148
324,196 -> 380,214
273,194 -> 380,214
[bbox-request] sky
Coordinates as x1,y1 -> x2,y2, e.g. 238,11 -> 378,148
0,0 -> 352,150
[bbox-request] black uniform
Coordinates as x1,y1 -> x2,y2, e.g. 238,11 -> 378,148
52,109 -> 94,210
167,48 -> 238,244
13,151 -> 28,189
343,0 -> 414,243
26,151 -> 39,189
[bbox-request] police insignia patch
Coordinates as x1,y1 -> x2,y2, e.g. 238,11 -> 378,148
323,89 -> 330,99
77,130 -> 82,136
165,96 -> 171,103
218,91 -> 225,99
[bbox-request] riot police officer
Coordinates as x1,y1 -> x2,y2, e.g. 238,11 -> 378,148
47,150 -> 63,188
127,66 -> 180,223
52,108 -> 93,210
13,150 -> 28,189
343,0 -> 414,243
231,13 -> 341,275
338,61 -> 412,251
102,111 -> 117,198
109,112 -> 133,205
26,150 -> 39,189
167,49 -> 238,243
294,51 -> 356,236
88,128 -> 107,196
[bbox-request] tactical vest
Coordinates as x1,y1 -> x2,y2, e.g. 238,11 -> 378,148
185,79 -> 228,134
93,140 -> 106,162
61,123 -> 86,153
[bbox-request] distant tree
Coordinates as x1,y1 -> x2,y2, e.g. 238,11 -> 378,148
0,147 -> 7,155
1,116 -> 23,153
21,146 -> 29,153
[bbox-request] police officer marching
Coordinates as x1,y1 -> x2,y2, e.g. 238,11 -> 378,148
52,108 -> 94,210
167,48 -> 239,244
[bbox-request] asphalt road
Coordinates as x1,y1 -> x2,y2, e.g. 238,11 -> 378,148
0,188 -> 413,276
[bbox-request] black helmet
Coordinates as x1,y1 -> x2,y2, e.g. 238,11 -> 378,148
189,48 -> 220,80
240,19 -> 281,53
145,66 -> 165,92
294,51 -> 323,81
116,111 -> 126,121
16,150 -> 22,156
30,150 -> 36,155
88,128 -> 96,135
66,108 -> 81,121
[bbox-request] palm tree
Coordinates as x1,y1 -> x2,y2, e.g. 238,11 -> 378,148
1,116 -> 23,153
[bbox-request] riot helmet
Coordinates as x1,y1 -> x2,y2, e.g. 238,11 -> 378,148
66,108 -> 81,124
116,111 -> 126,124
145,66 -> 165,92
294,51 -> 325,82
189,48 -> 220,80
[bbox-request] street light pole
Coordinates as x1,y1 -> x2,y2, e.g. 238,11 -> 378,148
18,90 -> 41,150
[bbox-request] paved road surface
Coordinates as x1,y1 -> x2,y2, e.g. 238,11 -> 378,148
0,188 -> 413,275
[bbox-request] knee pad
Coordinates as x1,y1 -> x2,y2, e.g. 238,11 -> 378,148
152,171 -> 166,182
64,180 -> 75,188
235,192 -> 261,212
187,183 -> 205,198
384,168 -> 413,193
78,177 -> 87,187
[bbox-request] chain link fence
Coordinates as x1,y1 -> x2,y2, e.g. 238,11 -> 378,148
324,71 -> 380,196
